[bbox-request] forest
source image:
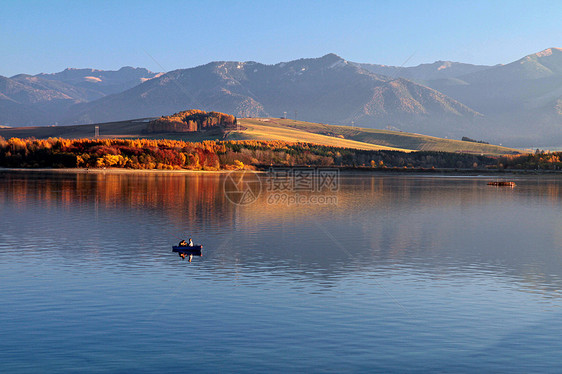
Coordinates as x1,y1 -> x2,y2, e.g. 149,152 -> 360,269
146,109 -> 237,133
0,137 -> 560,171
500,152 -> 562,170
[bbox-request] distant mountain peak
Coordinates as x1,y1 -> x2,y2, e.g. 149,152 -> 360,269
534,47 -> 562,58
509,47 -> 562,76
118,66 -> 147,71
63,67 -> 100,73
321,53 -> 344,60
319,53 -> 346,65
520,47 -> 562,64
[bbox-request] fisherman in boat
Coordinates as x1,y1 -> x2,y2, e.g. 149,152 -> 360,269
179,239 -> 188,247
188,238 -> 194,247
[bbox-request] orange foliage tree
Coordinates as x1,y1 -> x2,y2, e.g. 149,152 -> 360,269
146,109 -> 237,133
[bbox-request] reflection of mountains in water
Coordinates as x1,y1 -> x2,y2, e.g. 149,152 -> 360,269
1,171 -> 561,297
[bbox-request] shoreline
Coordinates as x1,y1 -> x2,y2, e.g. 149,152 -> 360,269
0,167 -> 238,175
1,166 -> 560,176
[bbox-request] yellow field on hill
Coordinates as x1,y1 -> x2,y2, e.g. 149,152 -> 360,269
228,119 -> 408,151
236,118 -> 521,156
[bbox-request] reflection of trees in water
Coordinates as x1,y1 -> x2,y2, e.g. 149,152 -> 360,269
1,172 -> 561,296
0,171 -> 238,235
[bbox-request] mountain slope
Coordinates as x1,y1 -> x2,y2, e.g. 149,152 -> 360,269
0,92 -> 44,125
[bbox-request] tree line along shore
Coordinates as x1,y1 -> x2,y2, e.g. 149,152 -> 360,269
0,137 -> 560,171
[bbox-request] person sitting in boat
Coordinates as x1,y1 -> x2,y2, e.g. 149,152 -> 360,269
188,238 -> 194,247
179,239 -> 188,247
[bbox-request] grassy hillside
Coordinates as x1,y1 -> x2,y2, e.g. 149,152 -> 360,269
236,118 -> 521,155
0,117 -> 521,155
226,119 -> 407,151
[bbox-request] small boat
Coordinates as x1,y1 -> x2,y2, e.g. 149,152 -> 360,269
172,245 -> 203,255
487,181 -> 516,187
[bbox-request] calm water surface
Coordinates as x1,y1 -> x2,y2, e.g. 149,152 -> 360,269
1,171 -> 561,373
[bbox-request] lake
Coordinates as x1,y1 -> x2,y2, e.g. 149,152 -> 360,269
1,170 -> 561,373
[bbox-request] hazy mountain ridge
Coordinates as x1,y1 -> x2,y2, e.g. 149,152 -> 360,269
10,74 -> 105,104
0,75 -> 83,124
0,75 -> 73,104
36,66 -> 160,96
354,60 -> 493,81
423,48 -> 562,145
0,67 -> 161,126
427,48 -> 562,110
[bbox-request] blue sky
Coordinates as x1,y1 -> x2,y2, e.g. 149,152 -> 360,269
1,0 -> 560,76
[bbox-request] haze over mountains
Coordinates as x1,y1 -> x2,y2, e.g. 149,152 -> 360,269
1,48 -> 561,147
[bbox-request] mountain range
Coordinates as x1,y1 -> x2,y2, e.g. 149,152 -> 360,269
1,48 -> 561,147
0,67 -> 159,125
